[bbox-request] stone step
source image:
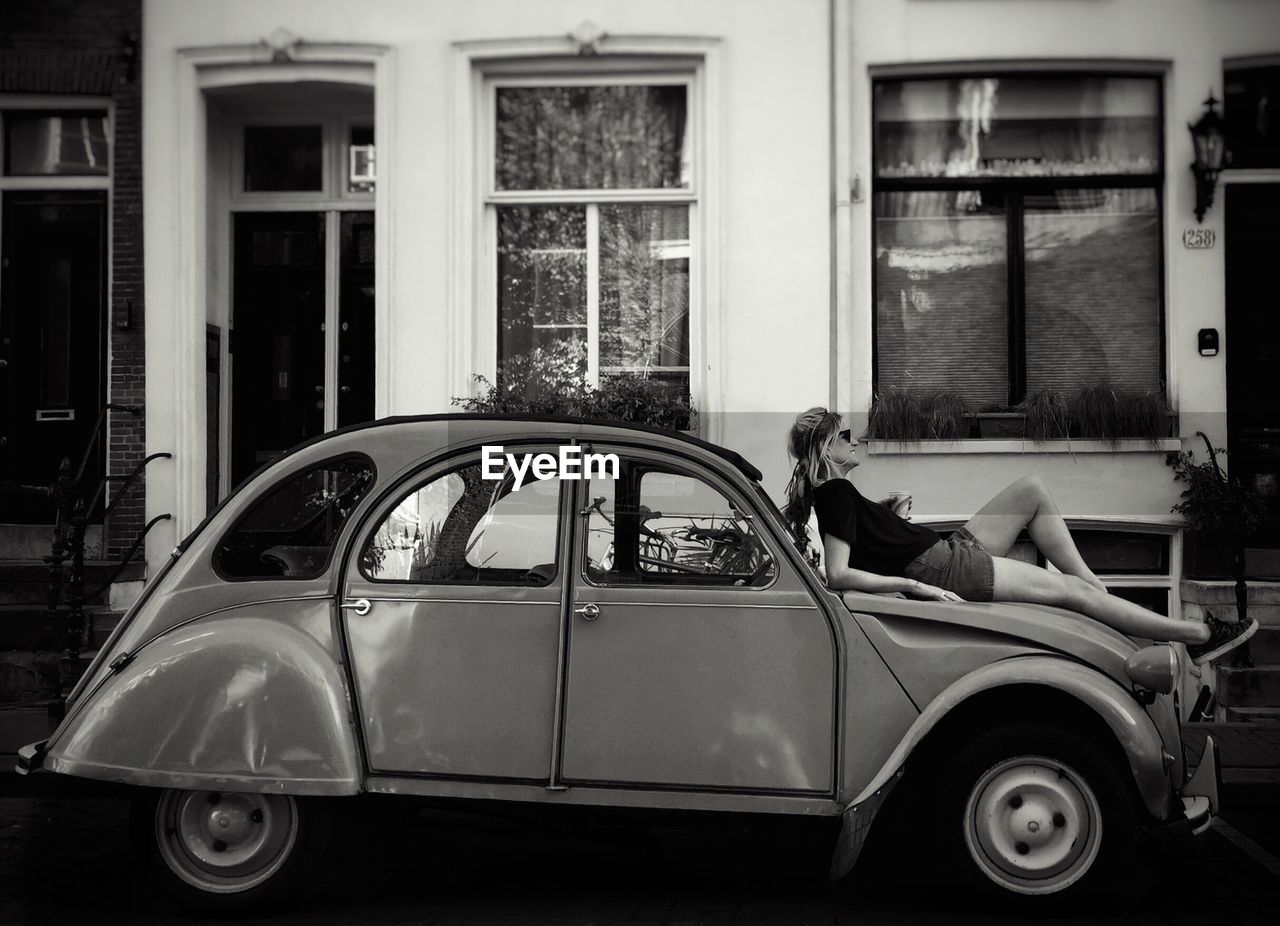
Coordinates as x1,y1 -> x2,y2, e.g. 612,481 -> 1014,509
0,523 -> 103,560
1217,666 -> 1280,708
1247,627 -> 1280,666
0,560 -> 142,606
0,605 -> 123,649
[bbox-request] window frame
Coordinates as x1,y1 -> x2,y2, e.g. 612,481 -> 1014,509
477,65 -> 703,401
869,70 -> 1168,407
577,449 -> 780,592
211,452 -> 377,582
357,446 -> 567,588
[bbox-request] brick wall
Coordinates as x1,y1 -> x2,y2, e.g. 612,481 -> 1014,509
0,0 -> 145,560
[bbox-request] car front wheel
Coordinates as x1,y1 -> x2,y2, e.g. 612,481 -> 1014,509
943,724 -> 1132,899
133,788 -> 328,913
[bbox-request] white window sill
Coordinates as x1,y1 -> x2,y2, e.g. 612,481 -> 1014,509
866,438 -> 1182,455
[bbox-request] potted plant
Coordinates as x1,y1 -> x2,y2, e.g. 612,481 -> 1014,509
1017,389 -> 1070,441
1167,433 -> 1267,626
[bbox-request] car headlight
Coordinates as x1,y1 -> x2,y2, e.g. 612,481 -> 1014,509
1125,643 -> 1178,695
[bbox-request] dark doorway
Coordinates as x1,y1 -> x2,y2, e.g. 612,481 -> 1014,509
231,212 -> 326,487
338,211 -> 375,427
0,192 -> 106,523
1225,184 -> 1280,542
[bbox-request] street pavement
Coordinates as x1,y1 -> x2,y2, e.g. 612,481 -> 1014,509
2,775 -> 1279,925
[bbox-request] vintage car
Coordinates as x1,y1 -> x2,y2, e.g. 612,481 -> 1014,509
17,415 -> 1220,911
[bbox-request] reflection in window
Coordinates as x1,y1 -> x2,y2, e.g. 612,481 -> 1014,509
600,204 -> 690,391
215,457 -> 375,579
362,461 -> 560,585
874,76 -> 1160,179
875,191 -> 1008,406
497,205 -> 589,385
4,112 -> 109,176
495,85 -> 689,190
490,78 -> 696,407
1024,189 -> 1160,394
584,464 -> 774,586
244,125 -> 323,192
872,74 -> 1164,410
1225,64 -> 1280,169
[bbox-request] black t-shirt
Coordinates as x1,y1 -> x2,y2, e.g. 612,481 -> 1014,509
813,479 -> 939,575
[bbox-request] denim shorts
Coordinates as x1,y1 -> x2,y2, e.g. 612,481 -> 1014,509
901,527 -> 996,602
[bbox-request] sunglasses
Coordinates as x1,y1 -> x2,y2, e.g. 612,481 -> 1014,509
837,428 -> 852,442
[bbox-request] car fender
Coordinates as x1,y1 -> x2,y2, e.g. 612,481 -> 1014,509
829,654 -> 1171,880
41,614 -> 360,795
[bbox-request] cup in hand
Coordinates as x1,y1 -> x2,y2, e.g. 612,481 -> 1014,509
887,491 -> 912,518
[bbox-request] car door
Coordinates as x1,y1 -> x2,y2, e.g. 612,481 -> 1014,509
342,447 -> 568,781
560,446 -> 837,794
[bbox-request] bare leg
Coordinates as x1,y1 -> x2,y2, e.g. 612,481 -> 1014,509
962,476 -> 1106,592
992,558 -> 1208,644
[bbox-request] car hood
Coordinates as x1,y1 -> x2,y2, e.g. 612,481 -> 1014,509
840,590 -> 1141,686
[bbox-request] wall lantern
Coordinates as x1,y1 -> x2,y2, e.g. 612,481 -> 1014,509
1188,93 -> 1227,223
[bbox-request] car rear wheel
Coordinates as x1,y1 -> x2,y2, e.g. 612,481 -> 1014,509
942,724 -> 1132,900
133,788 -> 329,913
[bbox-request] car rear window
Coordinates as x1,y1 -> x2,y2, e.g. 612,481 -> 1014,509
214,455 -> 376,579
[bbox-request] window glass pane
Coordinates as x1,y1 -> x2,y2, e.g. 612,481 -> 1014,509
361,461 -> 560,585
215,457 -> 375,579
600,204 -> 690,395
5,111 -> 109,176
875,76 -> 1159,178
497,205 -> 588,390
875,191 -> 1009,407
1072,531 -> 1168,575
495,85 -> 689,190
1024,189 -> 1160,395
244,125 -> 323,192
1225,64 -> 1280,169
584,462 -> 775,586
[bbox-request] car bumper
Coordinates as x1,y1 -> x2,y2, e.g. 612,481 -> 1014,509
1179,734 -> 1220,836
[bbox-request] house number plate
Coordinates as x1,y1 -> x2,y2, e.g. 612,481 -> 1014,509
1183,228 -> 1216,249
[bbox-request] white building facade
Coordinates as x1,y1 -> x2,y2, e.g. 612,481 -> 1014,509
141,0 -> 1280,635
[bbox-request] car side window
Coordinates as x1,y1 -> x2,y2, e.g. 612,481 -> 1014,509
214,455 -> 376,579
361,459 -> 561,586
583,460 -> 776,587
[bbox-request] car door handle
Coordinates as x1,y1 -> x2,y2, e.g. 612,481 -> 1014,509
340,598 -> 371,616
574,603 -> 600,621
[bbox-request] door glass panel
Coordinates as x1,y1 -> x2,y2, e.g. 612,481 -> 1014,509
583,460 -> 775,586
231,212 -> 325,485
243,125 -> 323,192
362,460 -> 561,585
4,111 -> 110,176
338,211 -> 375,427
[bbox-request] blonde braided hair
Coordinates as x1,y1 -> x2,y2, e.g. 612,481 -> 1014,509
782,407 -> 843,555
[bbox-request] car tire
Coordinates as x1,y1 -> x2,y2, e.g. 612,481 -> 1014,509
131,787 -> 330,914
939,723 -> 1132,901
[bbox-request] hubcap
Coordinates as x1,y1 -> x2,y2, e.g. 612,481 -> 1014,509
156,790 -> 298,893
963,756 -> 1102,895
